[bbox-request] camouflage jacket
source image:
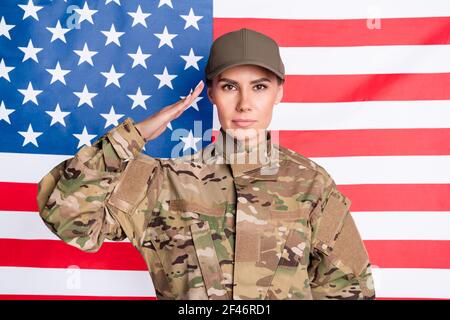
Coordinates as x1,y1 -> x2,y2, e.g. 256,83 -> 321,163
37,118 -> 376,300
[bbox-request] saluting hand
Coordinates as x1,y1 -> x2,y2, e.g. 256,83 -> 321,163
135,80 -> 205,141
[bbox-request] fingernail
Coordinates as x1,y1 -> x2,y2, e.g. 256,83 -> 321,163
195,80 -> 203,90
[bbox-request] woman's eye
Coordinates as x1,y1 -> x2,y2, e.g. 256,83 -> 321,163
254,84 -> 267,90
222,84 -> 235,90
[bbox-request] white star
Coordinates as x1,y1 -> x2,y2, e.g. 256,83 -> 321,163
0,17 -> 15,40
127,87 -> 151,110
74,85 -> 97,108
101,65 -> 125,88
74,2 -> 98,25
74,43 -> 98,66
128,46 -> 151,69
0,58 -> 15,82
18,0 -> 43,21
46,61 -> 71,85
73,127 -> 96,148
18,82 -> 42,105
18,39 -> 43,63
180,91 -> 203,111
180,8 -> 203,30
158,0 -> 173,8
128,5 -> 151,28
154,66 -> 177,89
105,0 -> 121,5
0,101 -> 15,124
100,106 -> 124,128
180,130 -> 202,152
180,48 -> 203,70
154,26 -> 177,49
19,124 -> 43,147
101,24 -> 125,47
46,20 -> 70,43
46,103 -> 70,127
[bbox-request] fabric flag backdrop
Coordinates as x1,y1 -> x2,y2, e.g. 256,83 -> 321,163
0,0 -> 449,300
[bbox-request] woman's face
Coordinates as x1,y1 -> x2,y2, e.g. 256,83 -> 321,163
206,64 -> 283,144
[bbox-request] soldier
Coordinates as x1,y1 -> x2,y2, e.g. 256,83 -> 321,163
37,28 -> 376,300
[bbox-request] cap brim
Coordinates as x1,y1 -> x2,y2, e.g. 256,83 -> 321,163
206,60 -> 284,81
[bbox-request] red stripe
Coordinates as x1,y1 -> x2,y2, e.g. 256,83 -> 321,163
0,294 -> 156,300
0,239 -> 147,271
0,182 -> 38,212
1,238 -> 449,270
282,73 -> 450,103
365,240 -> 450,269
339,184 -> 450,212
214,17 -> 450,46
278,129 -> 450,157
2,183 -> 450,213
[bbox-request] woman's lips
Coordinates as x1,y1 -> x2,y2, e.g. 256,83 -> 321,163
232,120 -> 256,128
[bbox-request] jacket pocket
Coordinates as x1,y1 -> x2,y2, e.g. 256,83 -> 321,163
264,205 -> 313,300
143,199 -> 229,300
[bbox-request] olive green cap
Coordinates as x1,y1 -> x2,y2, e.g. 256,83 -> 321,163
205,28 -> 285,81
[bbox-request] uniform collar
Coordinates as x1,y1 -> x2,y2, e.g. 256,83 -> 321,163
211,127 -> 280,177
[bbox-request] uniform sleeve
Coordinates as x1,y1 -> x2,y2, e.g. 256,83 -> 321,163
307,183 -> 376,300
36,118 -> 146,253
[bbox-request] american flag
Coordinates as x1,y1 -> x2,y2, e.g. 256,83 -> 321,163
0,0 -> 449,300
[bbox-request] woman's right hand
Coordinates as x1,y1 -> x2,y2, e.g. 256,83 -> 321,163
135,79 -> 205,141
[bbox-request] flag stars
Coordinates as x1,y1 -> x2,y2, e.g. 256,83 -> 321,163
154,66 -> 177,89
0,17 -> 15,40
105,0 -> 121,5
154,26 -> 177,49
128,46 -> 151,69
74,43 -> 98,66
101,24 -> 125,47
18,0 -> 43,21
73,126 -> 96,148
128,87 -> 151,110
74,2 -> 98,25
18,124 -> 43,147
18,82 -> 42,105
46,61 -> 71,85
74,85 -> 97,108
180,8 -> 203,30
158,0 -> 173,9
101,65 -> 125,88
0,58 -> 15,82
180,130 -> 202,152
46,104 -> 70,127
0,101 -> 15,124
180,48 -> 203,70
46,20 -> 71,43
128,5 -> 151,28
18,39 -> 43,63
100,106 -> 124,128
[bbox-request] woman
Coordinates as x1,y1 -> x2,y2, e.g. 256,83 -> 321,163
37,28 -> 376,300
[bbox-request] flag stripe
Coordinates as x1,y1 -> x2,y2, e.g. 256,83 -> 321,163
1,238 -> 450,270
213,0 -> 450,20
214,16 -> 450,46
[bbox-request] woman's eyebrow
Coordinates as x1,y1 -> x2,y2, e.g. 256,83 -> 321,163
218,77 -> 272,85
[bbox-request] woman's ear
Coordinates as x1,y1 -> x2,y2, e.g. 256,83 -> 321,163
207,86 -> 214,104
275,84 -> 283,105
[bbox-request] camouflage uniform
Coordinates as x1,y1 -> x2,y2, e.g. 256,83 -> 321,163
37,118 -> 376,300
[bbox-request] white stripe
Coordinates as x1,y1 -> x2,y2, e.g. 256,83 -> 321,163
3,211 -> 450,241
2,152 -> 450,184
213,100 -> 450,131
0,152 -> 70,183
352,212 -> 450,240
280,45 -> 450,75
311,155 -> 450,184
214,0 -> 450,19
0,267 -> 154,297
0,266 -> 447,299
372,268 -> 450,299
0,211 -> 129,243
